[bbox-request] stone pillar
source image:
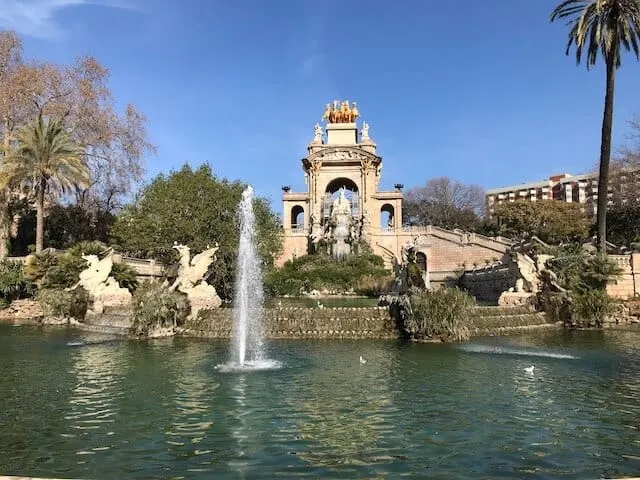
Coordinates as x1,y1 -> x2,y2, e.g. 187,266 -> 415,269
578,182 -> 586,204
564,183 -> 573,202
541,186 -> 549,200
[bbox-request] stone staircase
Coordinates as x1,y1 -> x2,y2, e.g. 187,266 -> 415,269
470,305 -> 557,336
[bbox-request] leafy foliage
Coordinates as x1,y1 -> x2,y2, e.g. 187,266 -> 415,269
264,252 -> 390,297
23,241 -> 133,291
36,287 -> 88,320
0,114 -> 89,252
546,246 -> 623,292
24,250 -> 87,289
110,263 -> 138,293
0,260 -> 33,307
45,204 -> 115,250
571,289 -> 613,328
489,200 -> 591,244
403,287 -> 475,341
606,203 -> 640,247
130,281 -> 189,337
112,164 -> 282,300
541,244 -> 623,328
403,177 -> 486,231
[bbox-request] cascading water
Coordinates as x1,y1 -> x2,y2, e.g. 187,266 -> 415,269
216,186 -> 280,372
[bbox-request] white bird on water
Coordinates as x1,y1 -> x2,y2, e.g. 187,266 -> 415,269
359,356 -> 367,364
525,365 -> 535,374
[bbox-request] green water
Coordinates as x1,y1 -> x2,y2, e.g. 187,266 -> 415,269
1,325 -> 639,479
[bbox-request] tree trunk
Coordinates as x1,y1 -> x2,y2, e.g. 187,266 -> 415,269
596,54 -> 617,255
0,188 -> 9,258
35,178 -> 46,253
0,117 -> 10,258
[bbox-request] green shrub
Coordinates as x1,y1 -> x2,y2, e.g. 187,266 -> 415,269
24,251 -> 87,289
404,287 -> 475,341
0,260 -> 33,307
36,287 -> 88,320
130,281 -> 189,337
571,289 -> 612,328
110,263 -> 139,293
264,252 -> 390,297
23,242 -> 137,292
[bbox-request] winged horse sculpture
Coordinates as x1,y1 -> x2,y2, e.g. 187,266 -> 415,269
169,243 -> 219,293
67,248 -> 115,294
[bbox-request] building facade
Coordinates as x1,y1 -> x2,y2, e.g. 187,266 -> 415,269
486,172 -> 600,216
277,101 -> 514,287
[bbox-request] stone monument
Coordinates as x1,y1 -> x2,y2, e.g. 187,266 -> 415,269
169,243 -> 222,319
67,249 -> 132,314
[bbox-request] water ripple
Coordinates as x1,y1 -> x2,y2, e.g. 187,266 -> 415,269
0,328 -> 639,478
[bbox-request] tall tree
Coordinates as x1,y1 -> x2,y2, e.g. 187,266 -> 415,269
551,0 -> 640,254
112,164 -> 283,300
0,115 -> 89,252
490,200 -> 591,244
403,177 -> 486,231
0,29 -> 154,256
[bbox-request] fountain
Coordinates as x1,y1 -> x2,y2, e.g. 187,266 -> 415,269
216,186 -> 280,372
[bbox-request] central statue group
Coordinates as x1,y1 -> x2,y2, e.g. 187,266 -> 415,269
322,100 -> 359,123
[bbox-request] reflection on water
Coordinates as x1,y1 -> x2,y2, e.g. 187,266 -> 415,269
0,326 -> 639,479
65,342 -> 124,449
291,342 -> 399,474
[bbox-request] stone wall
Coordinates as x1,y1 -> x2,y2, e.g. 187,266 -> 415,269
182,306 -> 398,339
606,253 -> 640,299
469,305 -> 555,336
461,262 -> 520,304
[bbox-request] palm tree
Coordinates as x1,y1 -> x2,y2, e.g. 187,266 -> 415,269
0,114 -> 89,253
551,0 -> 640,254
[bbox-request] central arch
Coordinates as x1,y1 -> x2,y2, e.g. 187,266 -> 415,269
323,177 -> 360,219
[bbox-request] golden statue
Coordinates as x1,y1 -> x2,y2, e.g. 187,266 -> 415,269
322,100 -> 360,123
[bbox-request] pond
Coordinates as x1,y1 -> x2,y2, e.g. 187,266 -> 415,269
0,325 -> 639,479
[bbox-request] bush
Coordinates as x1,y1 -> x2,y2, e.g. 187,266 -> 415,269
404,287 -> 475,341
264,252 -> 390,297
571,289 -> 612,328
110,263 -> 139,293
36,287 -> 88,320
0,260 -> 33,307
130,281 -> 190,337
23,242 -> 137,292
24,250 -> 87,289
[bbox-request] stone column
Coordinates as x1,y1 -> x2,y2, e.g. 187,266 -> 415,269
564,183 -> 573,202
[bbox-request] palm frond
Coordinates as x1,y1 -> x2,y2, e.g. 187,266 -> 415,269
551,0 -> 640,69
0,114 -> 90,195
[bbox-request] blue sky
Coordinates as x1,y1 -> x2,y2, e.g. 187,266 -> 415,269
2,0 -> 640,212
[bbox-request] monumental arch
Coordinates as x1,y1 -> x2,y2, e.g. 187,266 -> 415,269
278,101 -> 514,287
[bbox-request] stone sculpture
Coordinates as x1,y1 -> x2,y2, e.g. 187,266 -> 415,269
329,188 -> 353,259
169,243 -> 222,318
67,249 -> 131,314
312,123 -> 323,144
361,121 -> 370,140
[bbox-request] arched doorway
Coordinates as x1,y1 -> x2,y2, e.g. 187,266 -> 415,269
380,203 -> 395,230
323,177 -> 359,219
291,205 -> 304,231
